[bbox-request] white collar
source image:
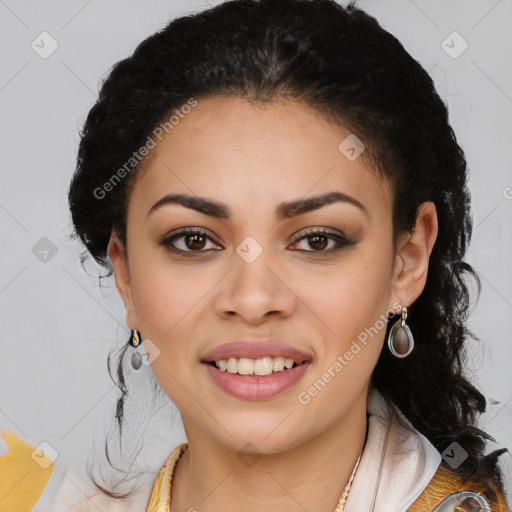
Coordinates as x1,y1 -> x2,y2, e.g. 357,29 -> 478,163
345,387 -> 441,512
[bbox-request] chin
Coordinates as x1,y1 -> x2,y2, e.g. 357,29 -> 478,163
213,415 -> 308,455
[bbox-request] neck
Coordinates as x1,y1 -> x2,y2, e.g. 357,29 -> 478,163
170,391 -> 369,512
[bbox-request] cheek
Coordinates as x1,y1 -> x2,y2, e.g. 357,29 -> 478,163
127,244 -> 207,351
294,258 -> 392,423
131,263 -> 205,402
300,253 -> 393,347
133,273 -> 203,344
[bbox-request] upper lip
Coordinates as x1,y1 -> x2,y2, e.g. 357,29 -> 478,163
202,338 -> 312,364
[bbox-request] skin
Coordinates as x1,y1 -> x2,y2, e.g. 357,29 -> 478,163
108,96 -> 438,512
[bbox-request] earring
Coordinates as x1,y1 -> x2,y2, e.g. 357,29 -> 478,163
387,306 -> 414,358
128,329 -> 141,347
128,330 -> 143,370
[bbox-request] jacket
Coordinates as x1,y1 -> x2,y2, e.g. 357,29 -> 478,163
1,387 -> 509,511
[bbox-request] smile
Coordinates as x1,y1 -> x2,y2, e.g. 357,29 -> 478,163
210,356 -> 301,376
203,358 -> 311,400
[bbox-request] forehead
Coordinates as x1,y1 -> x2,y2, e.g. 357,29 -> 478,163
128,96 -> 391,221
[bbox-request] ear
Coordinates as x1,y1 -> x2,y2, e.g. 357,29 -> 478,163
107,230 -> 139,329
389,202 -> 438,312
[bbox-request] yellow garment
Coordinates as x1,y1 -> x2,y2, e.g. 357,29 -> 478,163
408,462 -> 510,512
146,442 -> 188,511
0,432 -> 54,512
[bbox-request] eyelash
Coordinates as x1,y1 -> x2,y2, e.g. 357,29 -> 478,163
160,227 -> 358,256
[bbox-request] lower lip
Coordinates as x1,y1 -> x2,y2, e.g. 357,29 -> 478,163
203,361 -> 311,401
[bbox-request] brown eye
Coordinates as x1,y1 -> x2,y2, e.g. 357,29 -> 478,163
160,228 -> 222,254
184,233 -> 206,250
306,234 -> 329,251
290,228 -> 358,253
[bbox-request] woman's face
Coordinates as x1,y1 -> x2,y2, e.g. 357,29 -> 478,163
109,96 -> 432,454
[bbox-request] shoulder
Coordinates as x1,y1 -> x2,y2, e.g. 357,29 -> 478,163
0,430 -> 55,511
408,450 -> 510,512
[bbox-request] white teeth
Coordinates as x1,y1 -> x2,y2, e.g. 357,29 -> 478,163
214,356 -> 300,375
237,358 -> 254,375
226,357 -> 238,373
253,357 -> 273,376
272,356 -> 285,372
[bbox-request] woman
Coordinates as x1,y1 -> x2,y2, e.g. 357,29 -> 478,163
1,0 -> 510,510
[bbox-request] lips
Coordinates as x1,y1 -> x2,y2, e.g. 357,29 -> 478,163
201,338 -> 313,364
204,360 -> 311,400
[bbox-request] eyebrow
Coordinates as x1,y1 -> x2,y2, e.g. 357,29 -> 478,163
146,191 -> 368,220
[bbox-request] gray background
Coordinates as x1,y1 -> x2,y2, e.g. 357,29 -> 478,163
1,0 -> 511,482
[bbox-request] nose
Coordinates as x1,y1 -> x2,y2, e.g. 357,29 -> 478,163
213,247 -> 296,325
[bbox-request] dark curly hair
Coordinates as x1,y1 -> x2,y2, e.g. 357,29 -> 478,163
67,0 -> 509,502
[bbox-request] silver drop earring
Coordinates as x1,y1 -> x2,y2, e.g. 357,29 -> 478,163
387,306 -> 414,358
